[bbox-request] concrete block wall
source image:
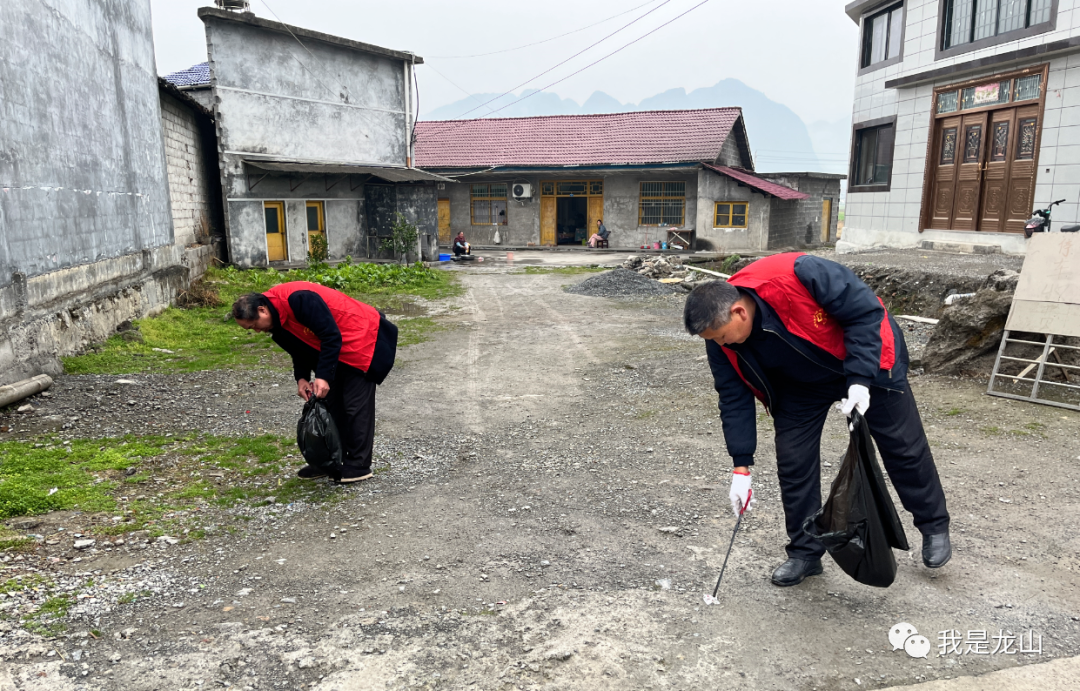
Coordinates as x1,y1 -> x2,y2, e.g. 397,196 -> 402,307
843,0 -> 1080,252
759,175 -> 841,248
160,91 -> 218,250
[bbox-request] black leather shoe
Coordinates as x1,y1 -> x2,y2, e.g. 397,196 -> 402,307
922,532 -> 952,568
771,558 -> 824,587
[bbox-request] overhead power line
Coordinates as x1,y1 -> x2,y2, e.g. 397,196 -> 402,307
421,0 -> 712,144
433,0 -> 676,125
428,0 -> 664,59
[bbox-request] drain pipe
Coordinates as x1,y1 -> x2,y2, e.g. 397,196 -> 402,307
0,374 -> 53,408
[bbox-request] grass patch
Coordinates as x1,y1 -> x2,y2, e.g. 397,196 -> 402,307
0,537 -> 35,553
397,317 -> 446,347
945,407 -> 964,416
523,266 -> 607,275
0,433 -> 345,527
63,261 -> 460,375
980,426 -> 1002,435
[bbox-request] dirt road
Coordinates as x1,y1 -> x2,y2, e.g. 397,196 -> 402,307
3,261 -> 1080,690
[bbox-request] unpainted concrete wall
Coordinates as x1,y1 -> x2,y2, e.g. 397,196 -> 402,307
0,0 -> 174,282
0,0 -> 195,385
694,169 -> 771,252
202,14 -> 417,267
205,18 -> 407,167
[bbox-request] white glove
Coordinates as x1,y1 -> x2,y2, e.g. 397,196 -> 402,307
840,384 -> 870,416
729,471 -> 755,517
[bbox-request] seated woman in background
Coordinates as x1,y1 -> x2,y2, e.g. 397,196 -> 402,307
588,219 -> 610,248
453,231 -> 471,256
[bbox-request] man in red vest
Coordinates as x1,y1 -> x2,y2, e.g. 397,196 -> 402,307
683,253 -> 950,586
232,282 -> 397,483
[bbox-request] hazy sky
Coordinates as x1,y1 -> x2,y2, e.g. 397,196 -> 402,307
150,0 -> 860,126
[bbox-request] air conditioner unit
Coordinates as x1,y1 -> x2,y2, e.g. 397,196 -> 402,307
512,183 -> 532,199
216,0 -> 250,10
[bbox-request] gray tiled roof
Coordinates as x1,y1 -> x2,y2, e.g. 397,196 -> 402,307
163,62 -> 210,88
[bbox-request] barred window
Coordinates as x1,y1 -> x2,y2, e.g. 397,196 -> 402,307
714,202 -> 748,228
639,182 -> 686,226
943,0 -> 1053,50
470,183 -> 507,225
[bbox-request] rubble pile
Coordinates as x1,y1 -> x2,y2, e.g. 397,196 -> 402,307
620,255 -> 697,282
922,269 -> 1019,375
566,268 -> 678,298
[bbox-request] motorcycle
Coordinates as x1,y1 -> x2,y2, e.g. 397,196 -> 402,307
1024,199 -> 1080,238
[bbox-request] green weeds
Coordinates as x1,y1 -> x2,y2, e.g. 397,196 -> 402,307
0,433 -> 342,526
63,261 -> 460,375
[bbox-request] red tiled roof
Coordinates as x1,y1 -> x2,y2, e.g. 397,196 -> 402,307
415,108 -> 742,168
702,164 -> 809,201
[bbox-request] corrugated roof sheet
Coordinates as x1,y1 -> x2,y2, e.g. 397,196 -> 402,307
163,62 -> 211,88
415,108 -> 741,168
702,164 -> 809,201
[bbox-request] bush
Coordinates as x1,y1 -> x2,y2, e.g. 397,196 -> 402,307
308,233 -> 329,264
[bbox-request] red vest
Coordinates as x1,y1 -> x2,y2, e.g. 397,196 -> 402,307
264,282 -> 381,372
723,253 -> 895,394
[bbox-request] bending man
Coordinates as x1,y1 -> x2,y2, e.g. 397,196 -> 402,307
683,253 -> 950,586
232,281 -> 397,483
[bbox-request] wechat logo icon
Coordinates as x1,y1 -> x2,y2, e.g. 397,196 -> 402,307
890,622 -> 931,659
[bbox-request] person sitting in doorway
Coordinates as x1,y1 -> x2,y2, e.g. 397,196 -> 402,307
453,231 -> 471,257
588,219 -> 610,248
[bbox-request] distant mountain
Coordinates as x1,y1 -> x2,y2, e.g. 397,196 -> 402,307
423,78 -> 827,173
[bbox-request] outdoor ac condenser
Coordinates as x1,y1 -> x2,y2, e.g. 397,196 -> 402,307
512,183 -> 532,199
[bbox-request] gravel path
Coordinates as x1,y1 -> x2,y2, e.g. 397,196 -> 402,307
2,267 -> 1079,691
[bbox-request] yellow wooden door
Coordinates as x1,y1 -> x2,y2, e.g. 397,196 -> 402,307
437,199 -> 451,243
821,199 -> 832,242
587,196 -> 604,241
264,201 -> 287,262
306,201 -> 325,254
540,196 -> 556,246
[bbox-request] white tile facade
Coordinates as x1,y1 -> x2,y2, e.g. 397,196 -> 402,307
844,0 -> 1080,253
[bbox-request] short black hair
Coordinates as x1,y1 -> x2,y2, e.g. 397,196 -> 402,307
231,293 -> 269,321
683,280 -> 740,335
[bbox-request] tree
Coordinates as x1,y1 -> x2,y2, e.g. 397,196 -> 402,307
380,212 -> 419,264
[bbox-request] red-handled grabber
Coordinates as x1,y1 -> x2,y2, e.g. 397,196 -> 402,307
703,488 -> 751,606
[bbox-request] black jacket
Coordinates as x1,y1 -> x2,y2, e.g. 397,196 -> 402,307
707,255 -> 907,467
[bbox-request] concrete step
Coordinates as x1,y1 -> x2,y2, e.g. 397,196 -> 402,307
919,240 -> 1002,255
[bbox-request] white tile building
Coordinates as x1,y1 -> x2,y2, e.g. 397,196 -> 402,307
842,0 -> 1080,254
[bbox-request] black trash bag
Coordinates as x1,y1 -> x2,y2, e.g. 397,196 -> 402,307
802,412 -> 910,588
296,397 -> 343,472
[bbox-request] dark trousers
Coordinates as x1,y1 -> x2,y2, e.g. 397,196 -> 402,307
322,364 -> 377,473
772,379 -> 950,559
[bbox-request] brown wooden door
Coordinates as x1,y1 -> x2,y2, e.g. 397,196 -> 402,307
952,112 -> 989,231
437,199 -> 451,243
928,117 -> 962,229
540,196 -> 556,246
978,110 -> 1015,234
1003,104 -> 1041,234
